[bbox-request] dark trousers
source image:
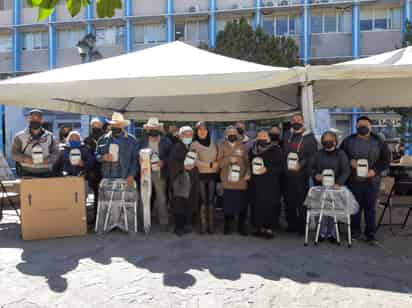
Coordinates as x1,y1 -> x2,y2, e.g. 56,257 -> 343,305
172,197 -> 194,231
283,174 -> 309,232
199,179 -> 216,208
349,179 -> 380,237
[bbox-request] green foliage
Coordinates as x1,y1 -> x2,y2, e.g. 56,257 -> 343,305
403,20 -> 412,47
26,0 -> 121,21
212,17 -> 299,67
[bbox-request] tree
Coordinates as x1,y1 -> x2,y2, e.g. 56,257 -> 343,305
403,20 -> 412,47
208,17 -> 299,67
27,0 -> 122,21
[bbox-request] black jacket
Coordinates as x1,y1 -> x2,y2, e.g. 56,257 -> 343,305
340,133 -> 390,178
311,149 -> 350,185
283,130 -> 318,177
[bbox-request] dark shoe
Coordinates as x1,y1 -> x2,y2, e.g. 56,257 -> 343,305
352,230 -> 361,240
328,237 -> 338,244
318,236 -> 326,243
286,226 -> 297,233
252,230 -> 265,237
174,229 -> 185,236
264,231 -> 275,240
366,235 -> 378,246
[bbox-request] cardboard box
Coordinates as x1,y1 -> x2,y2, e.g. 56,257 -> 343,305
20,177 -> 87,241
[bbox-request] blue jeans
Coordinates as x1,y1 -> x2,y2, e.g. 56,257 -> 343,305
320,216 -> 337,239
349,179 -> 380,237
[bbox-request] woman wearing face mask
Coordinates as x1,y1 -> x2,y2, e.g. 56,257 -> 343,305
249,130 -> 283,239
311,131 -> 350,242
190,121 -> 219,234
218,126 -> 251,235
56,131 -> 96,177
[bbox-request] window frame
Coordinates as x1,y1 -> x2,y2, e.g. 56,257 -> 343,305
262,15 -> 298,37
360,7 -> 402,32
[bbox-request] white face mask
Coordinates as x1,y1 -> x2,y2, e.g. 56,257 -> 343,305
182,137 -> 192,145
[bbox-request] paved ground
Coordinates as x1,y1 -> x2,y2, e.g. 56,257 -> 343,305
1,210 -> 412,308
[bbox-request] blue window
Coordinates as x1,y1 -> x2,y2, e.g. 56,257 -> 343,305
276,17 -> 288,36
263,18 -> 274,35
311,15 -> 323,33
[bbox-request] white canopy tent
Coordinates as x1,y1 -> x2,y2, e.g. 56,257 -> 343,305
301,46 -> 412,131
0,42 -> 305,122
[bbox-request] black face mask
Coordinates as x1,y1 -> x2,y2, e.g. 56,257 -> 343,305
270,133 -> 280,142
236,127 -> 244,135
322,141 -> 335,150
256,140 -> 269,147
147,130 -> 161,137
357,126 -> 370,136
292,123 -> 303,131
92,127 -> 103,137
111,128 -> 122,137
228,135 -> 238,143
29,121 -> 42,130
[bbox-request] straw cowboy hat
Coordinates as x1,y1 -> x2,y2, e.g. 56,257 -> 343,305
144,117 -> 163,129
108,112 -> 130,127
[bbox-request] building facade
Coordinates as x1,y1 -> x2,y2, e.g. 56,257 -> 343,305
0,0 -> 409,158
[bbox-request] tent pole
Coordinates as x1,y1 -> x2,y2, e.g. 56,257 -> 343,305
301,83 -> 316,133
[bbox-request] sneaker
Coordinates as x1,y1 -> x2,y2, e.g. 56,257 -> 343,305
174,229 -> 185,237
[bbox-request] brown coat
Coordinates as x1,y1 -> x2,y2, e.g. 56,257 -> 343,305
218,140 -> 250,190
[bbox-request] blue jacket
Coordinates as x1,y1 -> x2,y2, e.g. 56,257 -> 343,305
96,131 -> 139,179
60,145 -> 96,176
137,136 -> 172,177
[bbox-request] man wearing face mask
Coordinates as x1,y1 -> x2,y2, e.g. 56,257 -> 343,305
168,126 -> 200,236
282,114 -> 318,234
340,116 -> 390,244
96,113 -> 138,187
138,118 -> 171,230
56,131 -> 96,177
12,109 -> 59,178
82,118 -> 104,221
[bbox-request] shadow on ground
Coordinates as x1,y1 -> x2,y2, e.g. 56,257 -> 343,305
1,213 -> 412,295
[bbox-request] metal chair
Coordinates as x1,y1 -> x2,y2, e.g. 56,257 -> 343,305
377,176 -> 412,234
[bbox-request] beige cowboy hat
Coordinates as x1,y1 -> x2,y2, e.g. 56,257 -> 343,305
108,112 -> 130,127
144,117 -> 163,129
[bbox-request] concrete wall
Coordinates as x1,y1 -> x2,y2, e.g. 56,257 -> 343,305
21,49 -> 48,72
360,31 -> 402,56
0,51 -> 12,72
56,5 -> 86,22
311,33 -> 352,59
56,48 -> 82,68
134,0 -> 165,16
175,0 -> 209,13
22,8 -> 47,25
0,9 -> 12,25
98,46 -> 123,59
217,0 -> 255,10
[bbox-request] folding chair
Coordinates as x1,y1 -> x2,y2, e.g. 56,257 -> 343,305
377,176 -> 412,234
0,155 -> 20,222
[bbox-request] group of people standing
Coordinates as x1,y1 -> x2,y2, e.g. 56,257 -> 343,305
11,109 -> 390,243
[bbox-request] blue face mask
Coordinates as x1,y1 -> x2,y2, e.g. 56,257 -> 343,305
69,140 -> 81,148
182,137 -> 192,145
